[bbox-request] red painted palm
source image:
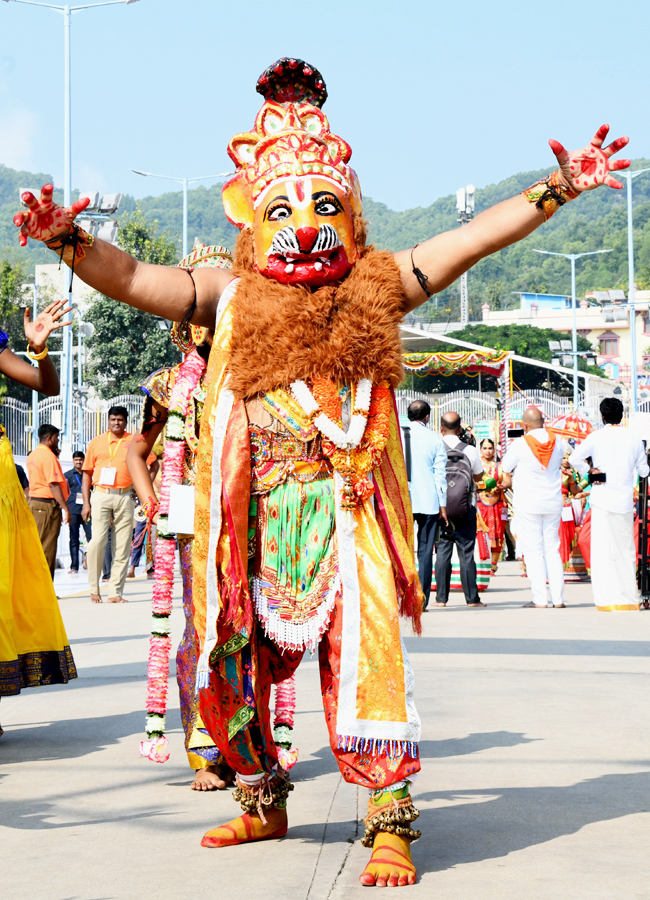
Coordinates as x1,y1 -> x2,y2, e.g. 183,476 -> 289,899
547,413 -> 594,444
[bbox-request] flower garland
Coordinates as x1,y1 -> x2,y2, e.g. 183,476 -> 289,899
290,378 -> 371,450
139,347 -> 207,764
289,378 -> 391,526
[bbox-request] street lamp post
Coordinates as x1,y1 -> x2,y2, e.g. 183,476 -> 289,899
616,169 -> 650,413
533,248 -> 613,409
456,184 -> 475,326
3,0 -> 140,453
132,170 -> 233,258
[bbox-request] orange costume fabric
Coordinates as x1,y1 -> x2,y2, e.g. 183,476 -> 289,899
192,280 -> 423,786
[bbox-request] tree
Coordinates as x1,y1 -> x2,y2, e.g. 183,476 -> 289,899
486,281 -> 504,310
85,210 -> 180,397
409,324 -> 603,394
0,258 -> 30,401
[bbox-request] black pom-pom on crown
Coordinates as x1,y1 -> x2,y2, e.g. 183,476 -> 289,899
256,58 -> 327,109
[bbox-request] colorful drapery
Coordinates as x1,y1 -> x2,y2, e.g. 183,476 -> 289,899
403,350 -> 510,377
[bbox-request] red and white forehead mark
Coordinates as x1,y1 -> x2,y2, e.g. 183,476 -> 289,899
286,178 -> 312,210
253,174 -> 350,211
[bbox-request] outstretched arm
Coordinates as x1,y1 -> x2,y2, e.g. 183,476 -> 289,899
13,186 -> 231,328
396,125 -> 630,311
0,300 -> 71,395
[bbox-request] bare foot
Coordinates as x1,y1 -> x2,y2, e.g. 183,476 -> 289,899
359,833 -> 417,887
91,593 -> 102,604
126,566 -> 135,579
467,601 -> 487,607
201,806 -> 287,848
432,601 -> 447,607
108,596 -> 128,603
191,764 -> 234,791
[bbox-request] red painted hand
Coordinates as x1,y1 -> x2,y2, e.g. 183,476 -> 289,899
549,125 -> 630,193
13,184 -> 90,247
24,299 -> 72,353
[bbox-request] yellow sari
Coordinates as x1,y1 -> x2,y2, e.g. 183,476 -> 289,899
0,426 -> 77,696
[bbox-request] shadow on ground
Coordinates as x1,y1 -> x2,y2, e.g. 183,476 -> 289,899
412,770 -> 650,873
404,637 -> 650,657
0,708 -> 178,763
419,731 -> 538,758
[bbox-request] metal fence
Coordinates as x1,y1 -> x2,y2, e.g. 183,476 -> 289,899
394,388 -> 579,431
1,387 -> 617,455
0,397 -> 31,457
0,393 -> 144,454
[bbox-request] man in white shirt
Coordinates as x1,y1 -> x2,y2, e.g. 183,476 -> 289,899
434,412 -> 486,608
501,407 -> 565,608
402,400 -> 448,609
568,397 -> 649,611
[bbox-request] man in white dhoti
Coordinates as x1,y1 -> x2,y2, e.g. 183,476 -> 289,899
501,408 -> 565,608
568,397 -> 649,611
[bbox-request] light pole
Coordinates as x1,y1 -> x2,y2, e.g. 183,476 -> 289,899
133,170 -> 233,258
456,184 -> 475,326
533,248 -> 613,409
616,169 -> 650,412
3,0 -> 140,454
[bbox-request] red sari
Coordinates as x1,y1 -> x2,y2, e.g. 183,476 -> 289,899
477,460 -> 507,572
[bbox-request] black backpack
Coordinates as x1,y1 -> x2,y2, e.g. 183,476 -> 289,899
444,441 -> 474,519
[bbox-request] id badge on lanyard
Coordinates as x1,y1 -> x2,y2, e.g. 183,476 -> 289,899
99,433 -> 124,488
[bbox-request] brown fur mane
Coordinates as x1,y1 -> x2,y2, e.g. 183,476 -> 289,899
227,223 -> 405,399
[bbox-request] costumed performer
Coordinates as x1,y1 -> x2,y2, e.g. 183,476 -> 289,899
13,56 -> 631,887
0,303 -> 78,728
477,438 -> 507,573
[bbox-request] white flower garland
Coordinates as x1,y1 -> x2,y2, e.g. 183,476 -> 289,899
290,378 -> 372,451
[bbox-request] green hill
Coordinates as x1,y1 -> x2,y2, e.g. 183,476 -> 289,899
3,159 -> 650,321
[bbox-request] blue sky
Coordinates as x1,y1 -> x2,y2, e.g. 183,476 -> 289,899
1,0 -> 648,211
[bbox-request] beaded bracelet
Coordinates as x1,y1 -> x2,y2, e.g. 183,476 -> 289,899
522,170 -> 579,221
44,224 -> 94,268
142,496 -> 160,521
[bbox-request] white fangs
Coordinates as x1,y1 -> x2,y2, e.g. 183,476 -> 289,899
314,261 -> 323,271
285,263 -> 295,273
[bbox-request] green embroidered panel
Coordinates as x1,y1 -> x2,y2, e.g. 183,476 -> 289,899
228,704 -> 255,740
209,632 -> 249,664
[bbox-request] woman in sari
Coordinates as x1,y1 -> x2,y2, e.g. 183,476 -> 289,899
477,438 -> 508,573
0,302 -> 78,730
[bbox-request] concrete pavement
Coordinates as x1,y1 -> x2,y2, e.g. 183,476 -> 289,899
2,561 -> 650,899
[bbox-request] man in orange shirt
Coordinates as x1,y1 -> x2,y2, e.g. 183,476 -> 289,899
26,423 -> 70,578
81,406 -> 140,603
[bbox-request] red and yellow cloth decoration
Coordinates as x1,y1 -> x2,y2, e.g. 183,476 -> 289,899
403,350 -> 510,377
546,413 -> 594,444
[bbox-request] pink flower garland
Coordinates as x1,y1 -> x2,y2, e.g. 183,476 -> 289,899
139,347 -> 207,764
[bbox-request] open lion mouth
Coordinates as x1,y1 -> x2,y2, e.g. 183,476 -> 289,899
270,247 -> 340,273
264,245 -> 352,285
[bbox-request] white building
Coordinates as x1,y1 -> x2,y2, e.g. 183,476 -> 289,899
34,263 -> 97,312
480,290 -> 650,389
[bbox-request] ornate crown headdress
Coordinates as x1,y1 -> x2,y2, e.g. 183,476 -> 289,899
222,58 -> 362,229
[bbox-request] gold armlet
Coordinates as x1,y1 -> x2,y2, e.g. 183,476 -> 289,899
44,224 -> 94,268
26,344 -> 48,361
522,170 -> 579,221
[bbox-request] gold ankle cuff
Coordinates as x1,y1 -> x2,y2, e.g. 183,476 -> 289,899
233,770 -> 293,823
361,791 -> 421,848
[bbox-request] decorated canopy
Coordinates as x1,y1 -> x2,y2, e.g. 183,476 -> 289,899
546,413 -> 594,444
403,350 -> 510,377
